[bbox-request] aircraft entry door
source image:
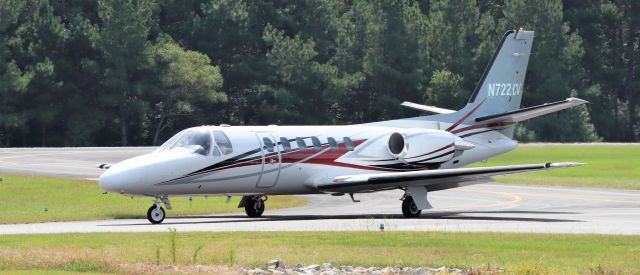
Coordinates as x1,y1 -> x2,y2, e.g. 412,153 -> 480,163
255,132 -> 281,188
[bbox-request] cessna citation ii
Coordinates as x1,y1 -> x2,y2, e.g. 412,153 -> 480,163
99,29 -> 587,224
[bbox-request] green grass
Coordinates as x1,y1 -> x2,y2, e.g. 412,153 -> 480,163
0,174 -> 306,224
472,144 -> 640,190
0,231 -> 638,274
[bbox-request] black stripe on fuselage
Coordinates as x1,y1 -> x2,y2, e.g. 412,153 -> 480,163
159,137 -> 324,184
372,150 -> 454,170
187,147 -> 262,176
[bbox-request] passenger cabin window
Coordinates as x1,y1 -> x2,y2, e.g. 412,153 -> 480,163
311,137 -> 322,152
280,137 -> 291,152
327,137 -> 338,151
343,137 -> 354,151
212,130 -> 233,155
263,137 -> 274,152
296,137 -> 307,152
170,130 -> 211,156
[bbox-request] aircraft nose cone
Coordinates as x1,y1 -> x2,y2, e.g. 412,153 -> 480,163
99,165 -> 137,194
98,171 -> 121,193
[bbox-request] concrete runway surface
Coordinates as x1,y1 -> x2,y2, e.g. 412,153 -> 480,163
0,147 -> 639,235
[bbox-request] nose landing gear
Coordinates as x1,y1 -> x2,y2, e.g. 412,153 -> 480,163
147,196 -> 171,224
147,204 -> 165,224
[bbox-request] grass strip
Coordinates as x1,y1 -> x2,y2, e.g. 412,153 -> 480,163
0,231 -> 638,274
0,174 -> 306,224
472,144 -> 640,190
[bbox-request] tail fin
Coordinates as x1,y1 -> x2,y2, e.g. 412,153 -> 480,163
467,30 -> 534,117
378,29 -> 586,138
428,30 -> 535,139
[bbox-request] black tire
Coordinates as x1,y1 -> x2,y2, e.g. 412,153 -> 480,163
147,205 -> 165,224
402,196 -> 422,218
244,196 -> 265,217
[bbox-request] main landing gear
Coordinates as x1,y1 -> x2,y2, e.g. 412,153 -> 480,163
401,196 -> 422,218
240,195 -> 267,217
147,196 -> 172,224
401,186 -> 432,218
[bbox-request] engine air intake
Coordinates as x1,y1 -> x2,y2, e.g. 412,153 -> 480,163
388,133 -> 405,155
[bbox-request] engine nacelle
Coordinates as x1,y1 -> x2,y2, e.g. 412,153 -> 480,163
388,129 -> 475,164
357,129 -> 475,166
402,129 -> 458,164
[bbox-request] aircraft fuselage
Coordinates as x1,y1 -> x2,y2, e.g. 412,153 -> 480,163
99,124 -> 516,197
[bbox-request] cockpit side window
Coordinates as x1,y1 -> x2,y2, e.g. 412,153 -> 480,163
170,130 -> 211,156
212,130 -> 233,155
212,146 -> 222,156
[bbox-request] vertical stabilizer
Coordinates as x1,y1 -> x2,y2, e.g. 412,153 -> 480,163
467,30 -> 534,117
429,30 -> 535,139
368,30 -> 535,138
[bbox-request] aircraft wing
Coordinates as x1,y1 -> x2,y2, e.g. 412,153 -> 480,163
314,162 -> 582,193
474,97 -> 588,124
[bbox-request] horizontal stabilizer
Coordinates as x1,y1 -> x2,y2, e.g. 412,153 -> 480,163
474,97 -> 588,124
400,101 -> 456,114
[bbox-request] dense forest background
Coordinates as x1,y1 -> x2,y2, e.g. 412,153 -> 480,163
0,0 -> 638,146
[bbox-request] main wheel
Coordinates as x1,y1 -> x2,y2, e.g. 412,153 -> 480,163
244,196 -> 265,217
402,196 -> 422,218
147,205 -> 165,224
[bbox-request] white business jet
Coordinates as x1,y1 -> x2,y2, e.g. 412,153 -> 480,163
99,29 -> 586,224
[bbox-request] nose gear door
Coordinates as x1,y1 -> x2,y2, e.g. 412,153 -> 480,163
255,132 -> 281,188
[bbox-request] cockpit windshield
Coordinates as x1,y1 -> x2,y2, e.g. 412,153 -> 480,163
158,130 -> 185,151
166,130 -> 211,156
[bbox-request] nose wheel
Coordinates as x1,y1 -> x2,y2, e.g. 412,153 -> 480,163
147,204 -> 165,224
244,195 -> 266,217
401,196 -> 422,218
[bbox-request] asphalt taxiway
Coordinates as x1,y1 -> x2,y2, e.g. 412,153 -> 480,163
0,147 -> 639,235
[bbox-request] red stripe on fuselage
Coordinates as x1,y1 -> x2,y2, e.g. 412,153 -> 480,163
445,99 -> 486,132
404,143 -> 454,160
207,139 -> 399,173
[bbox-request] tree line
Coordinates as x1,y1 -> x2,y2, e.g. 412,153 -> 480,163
0,0 -> 638,147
